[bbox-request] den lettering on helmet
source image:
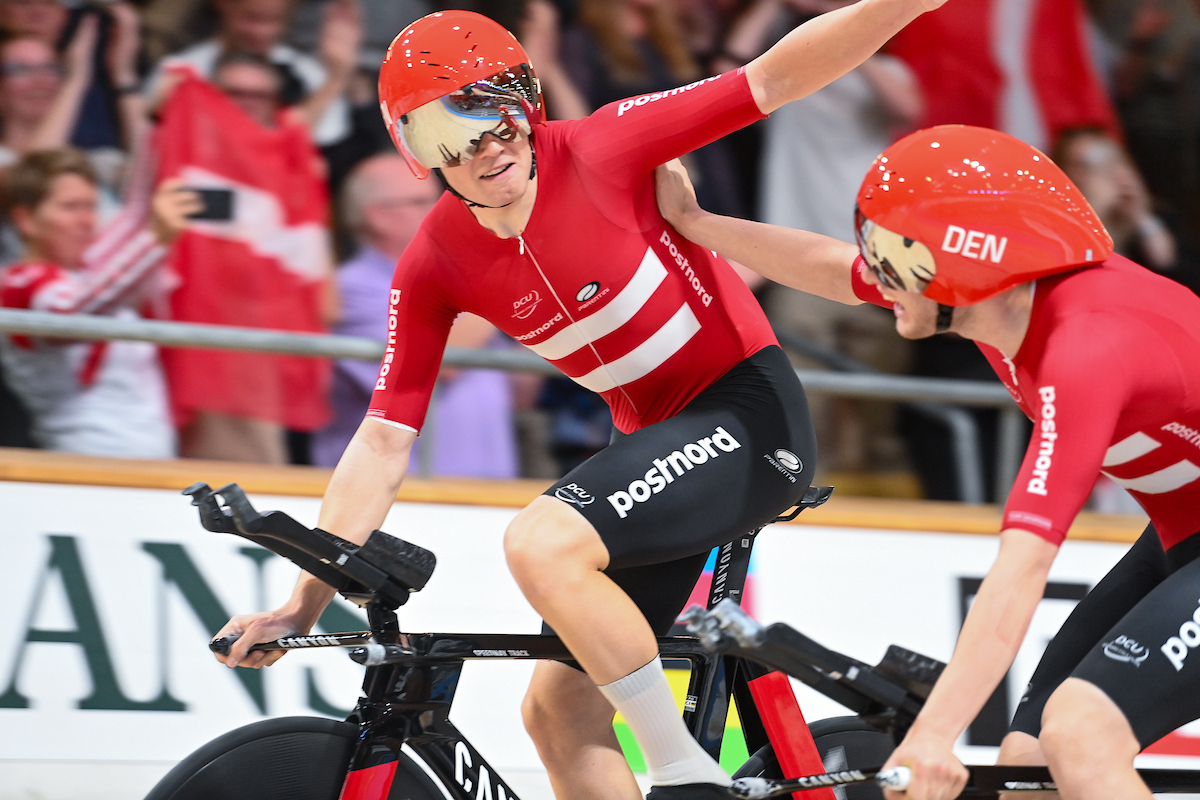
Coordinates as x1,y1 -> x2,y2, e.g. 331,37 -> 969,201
941,225 -> 1008,264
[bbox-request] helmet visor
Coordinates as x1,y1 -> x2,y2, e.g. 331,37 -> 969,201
394,65 -> 542,172
854,206 -> 938,294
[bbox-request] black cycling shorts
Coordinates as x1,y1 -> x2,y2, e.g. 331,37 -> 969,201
1010,525 -> 1200,748
542,344 -> 815,637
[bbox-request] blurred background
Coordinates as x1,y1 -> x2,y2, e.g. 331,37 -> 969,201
0,0 -> 1193,509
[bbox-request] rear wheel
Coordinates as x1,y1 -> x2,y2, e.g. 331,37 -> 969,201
733,716 -> 894,800
144,716 -> 447,800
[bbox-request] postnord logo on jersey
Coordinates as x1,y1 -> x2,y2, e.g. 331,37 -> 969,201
375,288 -> 402,391
607,427 -> 741,518
1026,385 -> 1057,497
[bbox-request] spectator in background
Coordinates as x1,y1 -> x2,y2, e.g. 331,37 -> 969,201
1088,0 -> 1200,296
0,0 -> 146,160
0,148 -> 198,457
155,69 -> 335,463
311,154 -> 519,479
0,5 -> 147,201
147,0 -> 360,149
561,0 -> 747,217
1054,127 -> 1179,273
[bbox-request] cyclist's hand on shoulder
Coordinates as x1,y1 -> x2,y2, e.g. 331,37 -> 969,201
882,733 -> 967,800
655,159 -> 705,234
213,610 -> 305,669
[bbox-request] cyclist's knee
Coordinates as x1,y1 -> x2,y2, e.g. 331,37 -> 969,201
1040,678 -> 1137,768
505,496 -> 607,594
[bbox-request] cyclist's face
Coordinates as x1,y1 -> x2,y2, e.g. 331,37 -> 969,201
860,263 -> 941,339
439,130 -> 533,208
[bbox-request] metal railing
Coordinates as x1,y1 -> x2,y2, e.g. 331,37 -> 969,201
0,308 -> 1024,502
771,326 -> 1016,505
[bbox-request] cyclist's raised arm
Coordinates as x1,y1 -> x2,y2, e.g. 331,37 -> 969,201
654,159 -> 862,305
745,0 -> 947,115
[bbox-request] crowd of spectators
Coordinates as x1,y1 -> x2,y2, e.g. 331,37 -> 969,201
0,0 -> 1195,500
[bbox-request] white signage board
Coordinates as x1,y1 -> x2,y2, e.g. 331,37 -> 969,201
0,481 -> 1195,800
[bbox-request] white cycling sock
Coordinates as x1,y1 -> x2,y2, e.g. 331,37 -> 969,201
597,657 -> 731,787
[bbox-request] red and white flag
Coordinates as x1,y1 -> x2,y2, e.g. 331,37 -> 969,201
888,0 -> 1119,152
154,74 -> 332,431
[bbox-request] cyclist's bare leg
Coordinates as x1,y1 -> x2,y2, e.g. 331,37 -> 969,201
997,731 -> 1056,800
505,495 -> 728,789
505,495 -> 656,683
522,660 -> 642,800
1039,677 -> 1150,800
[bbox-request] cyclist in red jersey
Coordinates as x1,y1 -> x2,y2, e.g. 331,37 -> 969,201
210,5 -> 950,800
656,124 -> 1200,799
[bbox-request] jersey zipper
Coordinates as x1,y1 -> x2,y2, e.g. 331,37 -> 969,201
516,234 -> 641,417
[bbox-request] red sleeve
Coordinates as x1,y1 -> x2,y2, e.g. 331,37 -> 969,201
569,68 -> 767,184
850,255 -> 892,309
0,263 -> 69,348
1001,322 -> 1127,545
364,236 -> 459,433
0,263 -> 66,310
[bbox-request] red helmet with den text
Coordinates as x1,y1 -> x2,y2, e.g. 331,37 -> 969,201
855,125 -> 1113,306
379,11 -> 544,179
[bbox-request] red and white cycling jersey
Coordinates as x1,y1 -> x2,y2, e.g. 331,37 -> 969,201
853,255 -> 1200,549
367,69 -> 777,435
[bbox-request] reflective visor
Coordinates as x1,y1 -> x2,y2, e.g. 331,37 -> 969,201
396,65 -> 542,171
854,206 -> 938,294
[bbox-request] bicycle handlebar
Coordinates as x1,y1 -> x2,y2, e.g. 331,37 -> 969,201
183,482 -> 436,610
737,765 -> 1200,797
208,631 -> 373,656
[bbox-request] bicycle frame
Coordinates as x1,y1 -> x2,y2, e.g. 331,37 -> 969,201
190,482 -> 850,800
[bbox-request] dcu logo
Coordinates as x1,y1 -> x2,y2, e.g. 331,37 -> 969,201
555,483 -> 594,508
1103,635 -> 1149,667
511,290 -> 542,320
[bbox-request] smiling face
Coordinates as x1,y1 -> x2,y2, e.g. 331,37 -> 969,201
438,130 -> 534,208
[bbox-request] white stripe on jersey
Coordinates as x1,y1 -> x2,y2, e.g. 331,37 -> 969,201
1102,431 -> 1162,467
524,247 -> 667,361
573,303 -> 701,393
1104,460 -> 1200,494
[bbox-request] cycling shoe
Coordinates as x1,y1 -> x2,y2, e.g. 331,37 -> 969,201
645,783 -> 731,799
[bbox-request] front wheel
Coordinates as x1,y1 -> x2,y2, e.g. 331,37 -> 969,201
144,716 -> 447,800
733,716 -> 894,800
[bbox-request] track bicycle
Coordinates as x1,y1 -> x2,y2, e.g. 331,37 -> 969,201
685,592 -> 1200,798
145,482 -> 957,800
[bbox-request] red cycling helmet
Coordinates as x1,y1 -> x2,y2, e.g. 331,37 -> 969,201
379,11 -> 544,179
855,125 -> 1113,307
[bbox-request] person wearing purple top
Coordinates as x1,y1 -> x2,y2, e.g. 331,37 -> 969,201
311,153 -> 518,477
